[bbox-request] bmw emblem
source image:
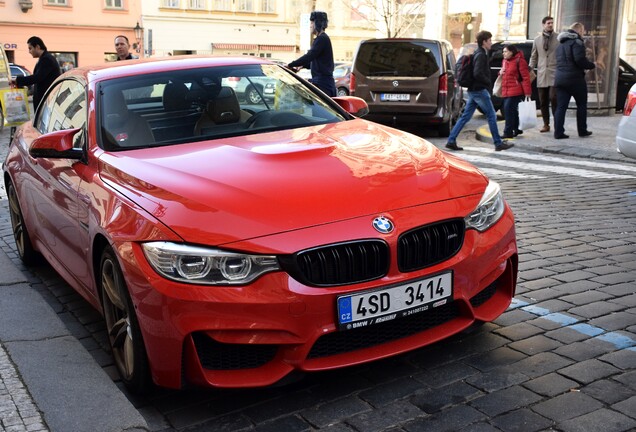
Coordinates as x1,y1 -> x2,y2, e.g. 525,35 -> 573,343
373,216 -> 394,234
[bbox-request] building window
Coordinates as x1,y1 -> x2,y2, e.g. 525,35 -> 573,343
105,0 -> 123,9
161,0 -> 180,8
47,0 -> 69,5
260,0 -> 274,13
237,0 -> 252,12
188,0 -> 205,9
213,0 -> 230,10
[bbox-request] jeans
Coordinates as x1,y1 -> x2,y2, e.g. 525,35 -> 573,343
502,95 -> 523,136
554,80 -> 588,137
448,89 -> 504,146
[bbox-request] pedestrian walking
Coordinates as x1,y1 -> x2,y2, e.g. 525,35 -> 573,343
529,16 -> 559,133
553,22 -> 596,139
115,35 -> 138,61
500,44 -> 532,138
10,36 -> 61,110
288,11 -> 337,97
446,30 -> 513,152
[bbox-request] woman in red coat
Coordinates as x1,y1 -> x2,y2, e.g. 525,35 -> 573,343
499,44 -> 532,138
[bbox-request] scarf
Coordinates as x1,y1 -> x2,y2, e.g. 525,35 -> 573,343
542,31 -> 553,51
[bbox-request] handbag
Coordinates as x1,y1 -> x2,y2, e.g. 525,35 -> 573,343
0,88 -> 30,126
518,97 -> 537,130
493,75 -> 503,97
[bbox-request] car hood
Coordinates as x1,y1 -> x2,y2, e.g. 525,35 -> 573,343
99,119 -> 487,245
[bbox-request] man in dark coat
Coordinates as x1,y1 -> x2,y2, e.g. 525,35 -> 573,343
12,36 -> 61,110
288,11 -> 336,97
553,22 -> 596,139
115,35 -> 138,61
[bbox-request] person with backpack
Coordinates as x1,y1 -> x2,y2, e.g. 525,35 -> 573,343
499,44 -> 532,138
446,31 -> 513,152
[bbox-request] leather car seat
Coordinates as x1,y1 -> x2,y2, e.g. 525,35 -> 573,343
162,81 -> 191,112
102,88 -> 154,148
194,87 -> 249,135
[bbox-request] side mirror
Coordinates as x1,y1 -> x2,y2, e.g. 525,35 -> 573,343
29,128 -> 84,159
332,96 -> 369,117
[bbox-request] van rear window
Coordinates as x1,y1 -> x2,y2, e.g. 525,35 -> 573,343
355,41 -> 440,78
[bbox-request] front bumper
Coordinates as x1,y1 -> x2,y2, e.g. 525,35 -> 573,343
117,205 -> 517,389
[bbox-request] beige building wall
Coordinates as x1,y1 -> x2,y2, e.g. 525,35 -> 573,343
0,0 -> 142,70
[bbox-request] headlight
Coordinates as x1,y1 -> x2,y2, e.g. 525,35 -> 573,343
464,180 -> 505,232
142,242 -> 280,285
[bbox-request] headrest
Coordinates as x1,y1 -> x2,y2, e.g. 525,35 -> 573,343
163,81 -> 190,111
103,89 -> 128,116
206,87 -> 240,124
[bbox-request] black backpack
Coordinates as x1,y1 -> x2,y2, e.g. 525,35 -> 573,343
455,54 -> 474,87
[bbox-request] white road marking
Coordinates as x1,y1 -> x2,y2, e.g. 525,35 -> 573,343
467,147 -> 636,173
458,152 -> 636,179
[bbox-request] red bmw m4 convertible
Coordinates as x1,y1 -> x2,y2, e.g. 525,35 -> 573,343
3,56 -> 517,393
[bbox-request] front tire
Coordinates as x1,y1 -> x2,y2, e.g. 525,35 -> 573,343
337,87 -> 349,97
100,247 -> 151,394
7,181 -> 39,265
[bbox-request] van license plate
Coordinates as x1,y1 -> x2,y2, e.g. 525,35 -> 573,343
381,93 -> 410,102
337,272 -> 452,330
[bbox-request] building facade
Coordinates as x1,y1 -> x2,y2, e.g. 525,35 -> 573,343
0,0 -> 142,71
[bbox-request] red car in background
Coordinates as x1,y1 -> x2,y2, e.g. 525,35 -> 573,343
4,56 -> 518,393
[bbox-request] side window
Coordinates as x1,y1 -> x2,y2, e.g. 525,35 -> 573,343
35,84 -> 62,134
35,80 -> 87,148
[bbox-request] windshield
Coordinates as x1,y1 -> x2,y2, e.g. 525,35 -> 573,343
98,64 -> 346,150
355,41 -> 440,78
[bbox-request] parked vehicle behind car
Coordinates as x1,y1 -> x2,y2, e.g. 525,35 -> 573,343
4,56 -> 517,393
334,63 -> 351,96
9,63 -> 34,96
350,38 -> 463,136
617,83 -> 636,159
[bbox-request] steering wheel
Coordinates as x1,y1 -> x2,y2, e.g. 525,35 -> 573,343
245,110 -> 274,129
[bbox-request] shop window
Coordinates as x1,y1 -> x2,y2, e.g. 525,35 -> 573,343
51,52 -> 77,72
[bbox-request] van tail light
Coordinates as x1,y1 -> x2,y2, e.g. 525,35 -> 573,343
438,74 -> 448,95
349,73 -> 356,96
227,77 -> 241,82
624,90 -> 636,116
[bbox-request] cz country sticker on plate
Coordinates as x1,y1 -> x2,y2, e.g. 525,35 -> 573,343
337,272 -> 452,330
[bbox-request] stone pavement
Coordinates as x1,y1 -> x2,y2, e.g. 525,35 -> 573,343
0,110 -> 633,432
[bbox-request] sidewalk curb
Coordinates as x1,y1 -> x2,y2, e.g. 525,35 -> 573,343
0,248 -> 149,432
475,117 -> 636,165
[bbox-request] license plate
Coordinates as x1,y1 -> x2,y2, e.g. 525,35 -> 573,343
380,93 -> 410,102
337,272 -> 452,330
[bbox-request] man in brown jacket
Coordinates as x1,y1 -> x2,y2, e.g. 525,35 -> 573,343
529,16 -> 559,133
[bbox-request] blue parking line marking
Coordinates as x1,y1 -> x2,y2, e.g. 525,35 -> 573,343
569,323 -> 605,337
595,332 -> 636,350
509,298 -> 529,309
510,298 -> 636,351
542,312 -> 579,326
521,305 -> 551,316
